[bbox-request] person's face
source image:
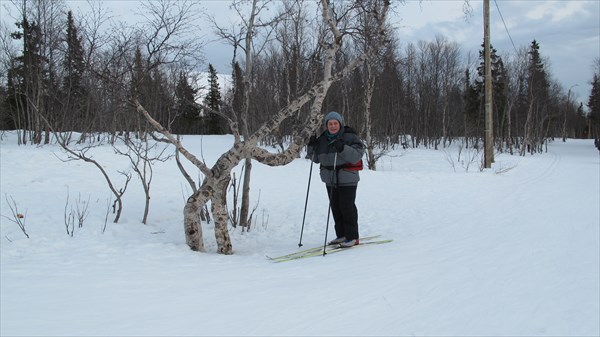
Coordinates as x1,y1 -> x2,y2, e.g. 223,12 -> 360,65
327,119 -> 340,134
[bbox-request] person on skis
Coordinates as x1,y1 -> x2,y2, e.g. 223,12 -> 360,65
306,111 -> 365,248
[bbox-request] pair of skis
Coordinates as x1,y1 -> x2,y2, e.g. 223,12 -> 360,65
267,235 -> 393,262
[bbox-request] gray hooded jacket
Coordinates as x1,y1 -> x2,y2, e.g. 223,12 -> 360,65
307,112 -> 365,187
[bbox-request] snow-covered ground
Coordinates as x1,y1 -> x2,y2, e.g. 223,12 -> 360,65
1,131 -> 598,336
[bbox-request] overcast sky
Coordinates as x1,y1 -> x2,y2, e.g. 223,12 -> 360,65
1,0 -> 599,107
398,0 -> 600,106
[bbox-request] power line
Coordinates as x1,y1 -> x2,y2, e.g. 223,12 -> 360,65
493,0 -> 519,54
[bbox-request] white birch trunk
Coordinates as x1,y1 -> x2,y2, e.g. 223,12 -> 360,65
239,0 -> 258,229
212,175 -> 232,254
364,62 -> 376,170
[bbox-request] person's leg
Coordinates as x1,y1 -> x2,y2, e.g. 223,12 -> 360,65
338,185 -> 359,240
326,186 -> 345,239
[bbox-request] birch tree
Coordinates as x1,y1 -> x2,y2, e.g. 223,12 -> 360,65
210,0 -> 290,230
137,0 -> 391,254
355,0 -> 388,170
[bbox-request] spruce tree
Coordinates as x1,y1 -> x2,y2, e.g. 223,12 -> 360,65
204,64 -> 221,111
174,71 -> 201,134
9,17 -> 46,144
202,64 -> 224,134
63,11 -> 85,94
0,74 -> 14,129
470,43 -> 508,143
463,68 -> 482,139
63,10 -> 86,130
588,73 -> 600,139
475,45 -> 507,112
527,40 -> 549,101
523,40 -> 550,154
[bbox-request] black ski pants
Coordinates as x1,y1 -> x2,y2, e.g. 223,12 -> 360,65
326,185 -> 359,241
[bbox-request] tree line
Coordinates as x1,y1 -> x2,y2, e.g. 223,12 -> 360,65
1,1 -> 598,150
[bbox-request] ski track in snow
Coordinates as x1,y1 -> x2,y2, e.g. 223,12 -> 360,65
1,133 -> 599,336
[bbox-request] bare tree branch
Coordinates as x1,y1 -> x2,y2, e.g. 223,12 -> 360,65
135,99 -> 212,178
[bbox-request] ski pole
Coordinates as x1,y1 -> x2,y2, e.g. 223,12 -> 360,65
322,152 -> 338,256
298,152 -> 315,247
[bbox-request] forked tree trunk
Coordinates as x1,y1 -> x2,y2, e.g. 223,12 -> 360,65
212,175 -> 233,254
183,189 -> 207,252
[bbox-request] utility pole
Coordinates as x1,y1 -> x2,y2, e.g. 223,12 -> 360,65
484,0 -> 493,168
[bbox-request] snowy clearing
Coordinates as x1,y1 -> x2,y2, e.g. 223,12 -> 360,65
1,132 -> 599,336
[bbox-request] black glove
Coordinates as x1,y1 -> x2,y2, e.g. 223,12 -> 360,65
332,139 -> 345,152
308,135 -> 318,147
